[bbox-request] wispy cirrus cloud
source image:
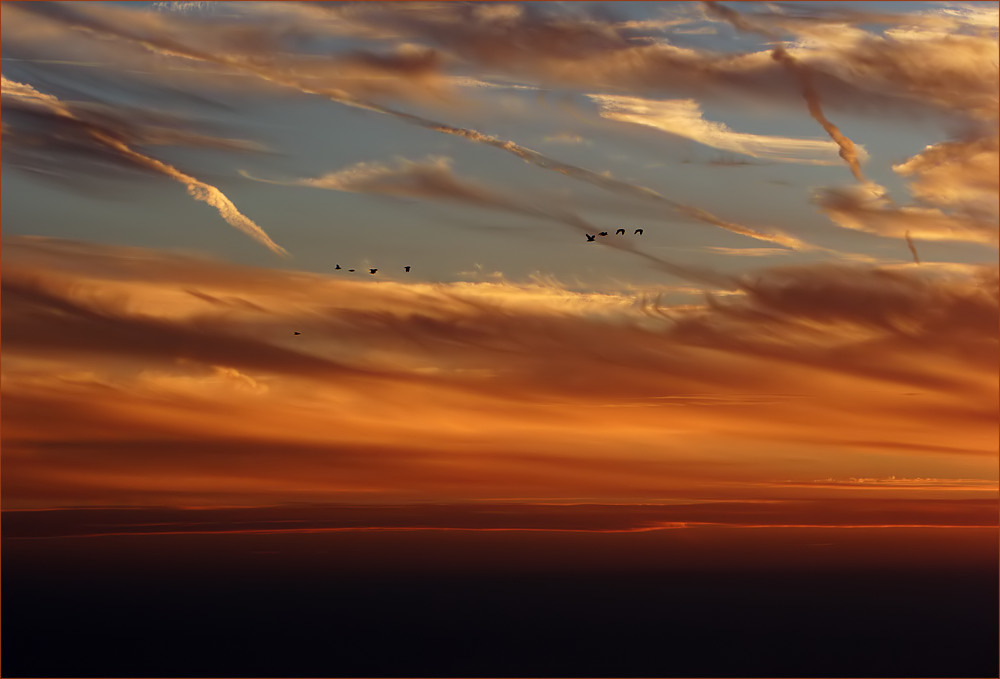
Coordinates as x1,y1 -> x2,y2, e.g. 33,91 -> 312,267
589,94 -> 851,165
1,76 -> 287,256
542,132 -> 590,145
242,155 -> 735,287
6,1 -> 814,255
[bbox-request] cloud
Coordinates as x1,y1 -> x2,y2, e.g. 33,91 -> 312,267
1,76 -> 288,256
242,155 -> 734,287
905,232 -> 921,264
7,1 -> 818,256
543,132 -> 590,145
314,0 -> 997,124
893,135 -> 1000,217
811,133 -> 998,248
5,499 -> 996,539
398,121 -> 811,252
705,247 -> 794,257
793,476 -> 999,490
589,94 -> 851,165
245,155 -> 544,214
701,2 -> 999,122
814,183 -> 999,245
2,238 -> 996,508
768,45 -> 870,183
15,0 -> 996,128
3,1 -> 998,514
4,2 -> 459,106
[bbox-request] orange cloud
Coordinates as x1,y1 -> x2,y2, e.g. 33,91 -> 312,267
589,94 -> 850,165
16,0 -> 996,128
814,183 -> 999,245
2,238 -> 996,509
893,135 -> 1000,218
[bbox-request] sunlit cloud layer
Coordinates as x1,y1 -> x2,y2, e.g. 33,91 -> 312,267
3,237 -> 996,509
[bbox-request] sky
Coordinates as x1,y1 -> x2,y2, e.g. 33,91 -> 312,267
2,2 -> 998,676
3,0 -> 997,513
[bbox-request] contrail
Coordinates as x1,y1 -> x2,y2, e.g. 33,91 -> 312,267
702,2 -> 869,184
1,76 -> 288,257
100,136 -> 289,257
241,160 -> 733,288
905,231 -> 920,264
770,46 -> 868,184
372,107 -> 812,251
26,2 -> 809,253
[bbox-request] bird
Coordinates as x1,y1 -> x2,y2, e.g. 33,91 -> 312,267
598,231 -> 608,237
369,268 -> 378,275
586,234 -> 596,242
293,331 -> 301,335
634,228 -> 644,235
348,269 -> 355,272
404,266 -> 411,272
616,228 -> 625,235
335,264 -> 341,270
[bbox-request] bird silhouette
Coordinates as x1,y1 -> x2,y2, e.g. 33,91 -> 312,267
586,234 -> 596,242
404,266 -> 411,272
634,228 -> 644,235
348,269 -> 355,272
335,264 -> 341,270
293,331 -> 301,335
369,268 -> 378,275
616,228 -> 625,235
598,231 -> 608,237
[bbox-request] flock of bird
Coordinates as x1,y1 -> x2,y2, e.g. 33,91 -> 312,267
293,228 -> 646,334
328,229 -> 644,275
333,264 -> 411,275
586,228 -> 643,242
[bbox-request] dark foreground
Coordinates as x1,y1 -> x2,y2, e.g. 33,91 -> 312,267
3,523 -> 997,677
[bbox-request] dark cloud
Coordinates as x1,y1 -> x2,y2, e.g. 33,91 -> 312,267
4,499 -> 996,539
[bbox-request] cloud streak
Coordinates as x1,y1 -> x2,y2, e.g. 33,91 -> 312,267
5,499 -> 996,539
1,76 -> 288,256
242,155 -> 733,287
589,94 -> 851,165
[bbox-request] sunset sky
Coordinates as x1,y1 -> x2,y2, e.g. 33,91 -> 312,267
1,2 -> 998,676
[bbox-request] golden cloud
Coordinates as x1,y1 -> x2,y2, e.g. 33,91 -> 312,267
2,238 -> 995,509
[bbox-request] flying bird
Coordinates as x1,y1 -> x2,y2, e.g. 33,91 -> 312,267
616,229 -> 625,235
335,264 -> 341,270
634,228 -> 644,235
598,231 -> 608,237
404,266 -> 411,272
293,331 -> 301,335
348,269 -> 355,272
586,234 -> 596,242
369,268 -> 378,275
